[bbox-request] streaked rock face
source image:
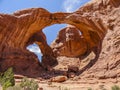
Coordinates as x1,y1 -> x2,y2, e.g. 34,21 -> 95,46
0,0 -> 119,79
51,25 -> 88,57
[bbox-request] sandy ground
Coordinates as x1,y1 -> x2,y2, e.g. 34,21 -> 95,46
14,78 -> 120,90
0,78 -> 119,90
38,81 -> 120,90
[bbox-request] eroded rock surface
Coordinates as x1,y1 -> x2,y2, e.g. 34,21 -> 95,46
51,25 -> 88,57
0,0 -> 119,80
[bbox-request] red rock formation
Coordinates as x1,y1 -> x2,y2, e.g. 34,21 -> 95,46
51,25 -> 88,57
54,0 -> 120,80
80,21 -> 120,79
0,0 -> 119,80
27,30 -> 57,69
0,8 -> 68,76
51,25 -> 101,60
52,0 -> 120,80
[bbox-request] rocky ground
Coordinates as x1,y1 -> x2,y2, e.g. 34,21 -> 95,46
38,81 -> 120,90
14,77 -> 120,90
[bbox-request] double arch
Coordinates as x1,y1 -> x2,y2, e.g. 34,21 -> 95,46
0,8 -> 107,71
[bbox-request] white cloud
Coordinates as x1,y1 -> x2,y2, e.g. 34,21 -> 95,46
27,43 -> 41,54
63,0 -> 90,12
63,0 -> 80,12
27,43 -> 42,61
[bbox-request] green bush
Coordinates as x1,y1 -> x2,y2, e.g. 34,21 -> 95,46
58,86 -> 70,90
7,84 -> 23,90
20,77 -> 38,90
0,67 -> 15,90
111,85 -> 120,90
88,88 -> 92,90
64,87 -> 70,90
7,77 -> 39,90
0,68 -> 38,90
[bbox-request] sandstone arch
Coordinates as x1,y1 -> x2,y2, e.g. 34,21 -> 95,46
0,0 -> 119,77
51,25 -> 88,58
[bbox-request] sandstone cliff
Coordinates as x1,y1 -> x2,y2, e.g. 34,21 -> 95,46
0,0 -> 119,80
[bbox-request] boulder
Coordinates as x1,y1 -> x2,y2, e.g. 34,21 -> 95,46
50,76 -> 68,82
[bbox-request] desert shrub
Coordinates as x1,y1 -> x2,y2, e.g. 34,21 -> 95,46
111,85 -> 120,90
7,77 -> 39,90
0,67 -> 15,90
58,86 -> 70,90
0,68 -> 38,90
64,87 -> 70,90
20,77 -> 38,90
7,84 -> 23,90
88,88 -> 92,90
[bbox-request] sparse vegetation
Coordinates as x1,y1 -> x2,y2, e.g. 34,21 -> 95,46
1,68 -> 120,90
88,87 -> 92,90
20,77 -> 39,90
0,68 -> 39,90
7,77 -> 39,90
0,67 -> 15,90
111,85 -> 120,90
64,87 -> 70,90
58,86 -> 70,90
7,84 -> 23,90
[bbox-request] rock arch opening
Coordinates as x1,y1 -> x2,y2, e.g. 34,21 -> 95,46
43,24 -> 67,45
26,24 -> 67,62
27,43 -> 42,62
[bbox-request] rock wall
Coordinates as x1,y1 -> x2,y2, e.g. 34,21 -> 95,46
0,0 -> 119,78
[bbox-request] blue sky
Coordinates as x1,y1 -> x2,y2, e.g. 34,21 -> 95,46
0,0 -> 90,60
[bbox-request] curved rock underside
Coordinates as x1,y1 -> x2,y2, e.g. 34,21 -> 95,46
0,0 -> 120,79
